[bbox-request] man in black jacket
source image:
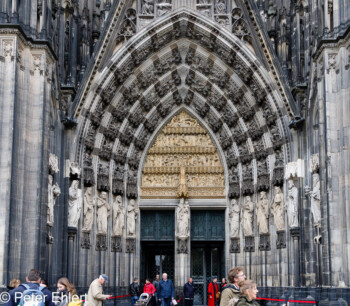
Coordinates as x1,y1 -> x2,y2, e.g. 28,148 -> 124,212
183,277 -> 195,306
129,278 -> 141,306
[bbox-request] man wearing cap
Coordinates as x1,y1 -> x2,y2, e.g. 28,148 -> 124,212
85,274 -> 111,306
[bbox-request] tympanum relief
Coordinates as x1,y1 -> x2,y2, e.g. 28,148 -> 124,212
141,112 -> 225,198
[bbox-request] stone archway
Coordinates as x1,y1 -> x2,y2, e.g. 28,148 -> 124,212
71,9 -> 297,288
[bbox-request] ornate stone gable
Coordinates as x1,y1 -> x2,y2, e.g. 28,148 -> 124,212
141,111 -> 225,198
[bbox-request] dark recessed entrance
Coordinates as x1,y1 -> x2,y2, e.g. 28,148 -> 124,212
191,211 -> 225,306
141,210 -> 175,281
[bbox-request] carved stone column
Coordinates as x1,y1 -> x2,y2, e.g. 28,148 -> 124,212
290,227 -> 300,287
68,227 -> 77,280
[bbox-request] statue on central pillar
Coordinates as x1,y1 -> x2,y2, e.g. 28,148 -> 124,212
177,161 -> 188,198
176,197 -> 190,254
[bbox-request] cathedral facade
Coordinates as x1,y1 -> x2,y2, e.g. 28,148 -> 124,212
1,0 -> 350,304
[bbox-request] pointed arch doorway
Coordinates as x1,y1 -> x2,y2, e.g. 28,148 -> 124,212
139,111 -> 226,305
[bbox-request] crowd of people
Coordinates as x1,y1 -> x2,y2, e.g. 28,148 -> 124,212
130,266 -> 259,306
4,269 -> 110,306
5,267 -> 259,306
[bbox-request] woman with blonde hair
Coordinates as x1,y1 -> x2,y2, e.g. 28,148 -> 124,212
234,280 -> 259,306
55,277 -> 79,306
8,279 -> 20,290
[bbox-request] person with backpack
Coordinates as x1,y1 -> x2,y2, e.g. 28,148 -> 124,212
6,269 -> 53,306
234,280 -> 259,306
54,277 -> 79,306
207,278 -> 219,306
220,267 -> 246,306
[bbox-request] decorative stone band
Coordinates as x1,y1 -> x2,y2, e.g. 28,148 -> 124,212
142,166 -> 223,174
148,146 -> 216,154
141,186 -> 225,199
163,126 -> 207,134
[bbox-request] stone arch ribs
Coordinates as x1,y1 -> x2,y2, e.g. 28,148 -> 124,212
74,9 -> 296,198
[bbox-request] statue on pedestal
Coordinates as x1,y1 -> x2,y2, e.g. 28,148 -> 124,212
271,186 -> 285,231
229,199 -> 240,238
256,191 -> 269,234
113,195 -> 125,236
242,196 -> 254,236
82,187 -> 94,232
311,173 -> 321,226
47,175 -> 61,226
127,199 -> 139,237
68,180 -> 82,228
287,179 -> 299,228
96,191 -> 111,235
176,198 -> 190,238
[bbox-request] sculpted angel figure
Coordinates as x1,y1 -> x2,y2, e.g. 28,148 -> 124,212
47,175 -> 61,226
68,180 -> 82,228
113,195 -> 125,236
177,198 -> 190,237
256,191 -> 269,234
310,173 -> 321,226
287,179 -> 299,228
271,186 -> 285,231
229,199 -> 240,238
127,199 -> 139,237
242,196 -> 254,236
96,191 -> 111,235
82,187 -> 94,232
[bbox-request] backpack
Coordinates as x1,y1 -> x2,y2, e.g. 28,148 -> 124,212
19,284 -> 46,306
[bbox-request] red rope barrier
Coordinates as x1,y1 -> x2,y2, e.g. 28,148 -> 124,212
256,298 -> 316,304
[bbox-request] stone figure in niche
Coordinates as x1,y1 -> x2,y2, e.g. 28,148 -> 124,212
142,0 -> 154,15
177,198 -> 190,237
256,191 -> 269,234
287,179 -> 299,228
70,162 -> 81,179
229,199 -> 240,238
96,191 -> 111,235
127,199 -> 139,237
310,173 -> 321,226
82,187 -> 94,232
242,196 -> 254,236
113,195 -> 125,236
68,180 -> 83,228
47,174 -> 61,226
271,186 -> 285,231
49,153 -> 59,174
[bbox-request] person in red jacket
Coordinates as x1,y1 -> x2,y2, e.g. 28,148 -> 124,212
144,278 -> 156,306
207,277 -> 219,306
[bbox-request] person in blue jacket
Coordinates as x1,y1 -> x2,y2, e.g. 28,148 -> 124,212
183,277 -> 195,306
157,273 -> 174,306
6,269 -> 53,306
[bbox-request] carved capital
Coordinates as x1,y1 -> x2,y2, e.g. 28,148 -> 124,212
96,233 -> 107,251
126,238 -> 136,253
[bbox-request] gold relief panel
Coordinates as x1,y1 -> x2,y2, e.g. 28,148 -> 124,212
141,111 -> 225,199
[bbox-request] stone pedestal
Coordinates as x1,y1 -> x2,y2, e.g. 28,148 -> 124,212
68,227 -> 77,280
290,227 -> 300,286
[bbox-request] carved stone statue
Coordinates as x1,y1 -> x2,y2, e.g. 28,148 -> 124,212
242,196 -> 254,236
176,198 -> 190,238
82,187 -> 94,232
271,186 -> 285,231
229,199 -> 240,238
287,179 -> 299,228
96,191 -> 111,235
70,162 -> 81,178
127,199 -> 139,237
310,173 -> 321,226
68,180 -> 82,228
113,195 -> 125,236
256,191 -> 269,234
49,153 -> 59,174
47,175 -> 61,226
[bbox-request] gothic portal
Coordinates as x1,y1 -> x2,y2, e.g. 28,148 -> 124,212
1,0 -> 350,305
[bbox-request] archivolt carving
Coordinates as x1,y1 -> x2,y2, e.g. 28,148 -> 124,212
141,111 -> 225,198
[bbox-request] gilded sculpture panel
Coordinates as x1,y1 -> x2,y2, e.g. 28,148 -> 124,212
141,112 -> 225,198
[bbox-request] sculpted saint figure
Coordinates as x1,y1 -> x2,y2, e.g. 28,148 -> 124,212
96,191 -> 111,235
113,195 -> 125,236
82,187 -> 94,232
310,173 -> 321,226
287,179 -> 299,227
229,199 -> 240,238
68,180 -> 82,228
47,175 -> 61,226
271,186 -> 285,231
256,191 -> 269,234
49,153 -> 59,174
242,196 -> 254,236
127,199 -> 139,237
177,198 -> 190,237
